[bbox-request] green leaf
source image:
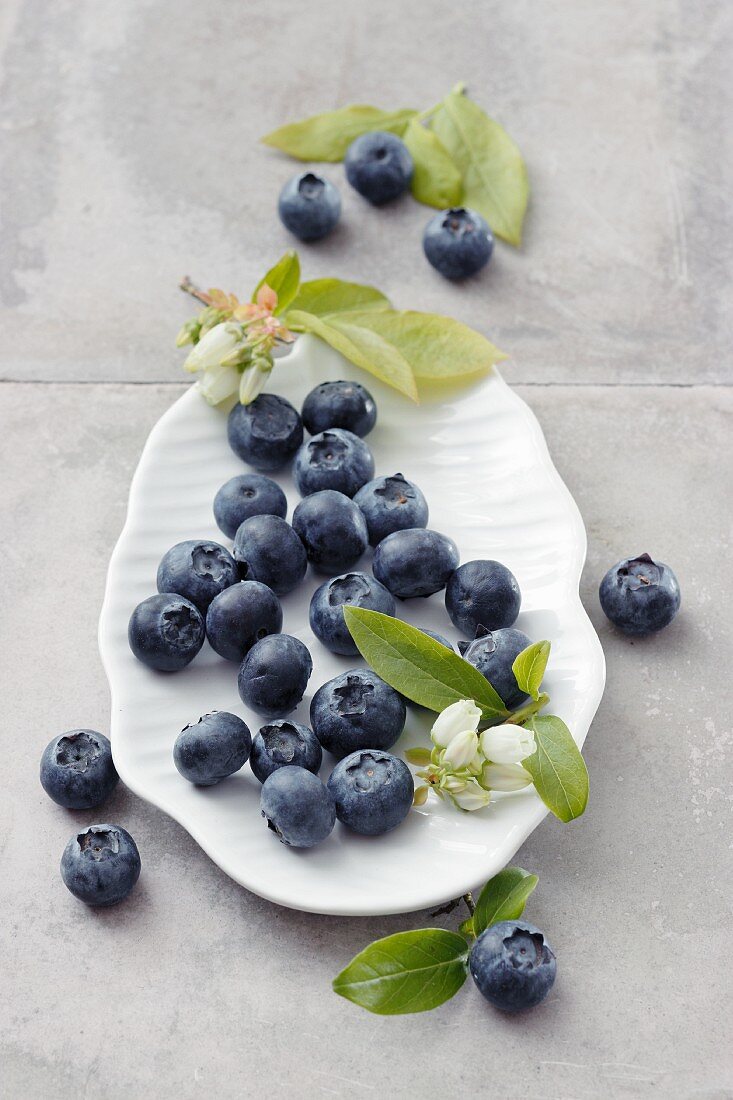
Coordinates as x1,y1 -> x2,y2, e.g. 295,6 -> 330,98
333,929 -> 469,1015
512,641 -> 551,702
523,715 -> 589,823
404,747 -> 432,766
432,90 -> 529,246
335,309 -> 506,379
344,607 -> 509,720
286,309 -> 418,402
473,867 -> 539,937
261,105 -> 417,162
287,277 -> 390,318
403,118 -> 462,209
252,251 -> 300,313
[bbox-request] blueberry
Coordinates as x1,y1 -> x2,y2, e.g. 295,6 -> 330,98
293,428 -> 375,498
40,730 -> 118,809
60,825 -> 141,907
310,668 -> 406,759
233,514 -> 307,596
250,720 -> 322,783
445,560 -> 521,636
174,711 -> 252,785
238,634 -> 313,717
310,572 -> 395,655
327,749 -> 413,836
373,528 -> 459,599
458,626 -> 532,709
599,553 -> 681,636
213,474 -> 287,540
156,540 -> 238,613
227,393 -> 303,472
423,207 -> 494,280
278,172 -> 341,241
128,594 -> 205,671
205,580 -> 282,663
344,131 -> 413,205
260,766 -> 335,848
469,920 -> 557,1013
354,472 -> 429,546
420,628 -> 453,651
292,490 -> 368,574
302,380 -> 377,438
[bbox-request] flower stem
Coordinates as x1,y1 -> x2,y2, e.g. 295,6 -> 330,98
505,692 -> 550,726
179,276 -> 212,307
463,892 -> 476,916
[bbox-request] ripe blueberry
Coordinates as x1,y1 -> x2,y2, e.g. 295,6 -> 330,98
327,749 -> 414,836
238,634 -> 313,717
233,514 -> 307,596
293,428 -> 375,498
227,393 -> 303,471
344,131 -> 413,205
309,572 -> 395,655
445,559 -> 521,636
302,380 -> 376,438
60,825 -> 141,907
310,668 -> 406,758
278,172 -> 341,241
292,490 -> 368,574
205,580 -> 282,663
40,730 -> 118,810
174,711 -> 252,785
250,720 -> 322,783
469,920 -> 557,1013
260,766 -> 335,848
599,553 -> 680,636
128,593 -> 205,672
156,539 -> 238,613
354,472 -> 429,546
373,528 -> 459,599
458,626 -> 532,709
213,473 -> 287,540
423,207 -> 494,280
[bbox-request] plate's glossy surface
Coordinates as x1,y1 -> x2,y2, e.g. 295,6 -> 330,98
99,335 -> 605,915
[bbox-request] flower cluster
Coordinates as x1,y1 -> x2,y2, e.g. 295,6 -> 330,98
412,699 -> 536,812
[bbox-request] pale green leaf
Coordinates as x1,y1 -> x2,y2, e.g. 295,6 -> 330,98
432,91 -> 528,246
261,105 -> 417,162
333,929 -> 468,1015
523,715 -> 589,823
404,747 -> 432,766
252,251 -> 301,313
473,867 -> 539,937
288,277 -> 390,318
403,117 -> 463,209
512,641 -> 551,702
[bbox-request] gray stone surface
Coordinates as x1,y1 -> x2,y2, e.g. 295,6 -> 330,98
1,381 -> 731,1098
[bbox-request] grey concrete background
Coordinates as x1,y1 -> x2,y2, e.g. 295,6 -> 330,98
1,1 -> 731,1098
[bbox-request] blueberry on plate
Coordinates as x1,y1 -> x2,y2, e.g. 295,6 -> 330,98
309,572 -> 395,656
40,730 -> 118,809
354,472 -> 429,546
128,593 -> 205,671
60,824 -> 141,907
327,749 -> 413,836
227,393 -> 303,472
206,580 -> 282,663
469,920 -> 557,1013
423,207 -> 494,280
250,720 -> 322,783
420,628 -> 454,651
238,634 -> 313,717
292,490 -> 368,574
156,540 -> 238,613
293,428 -> 375,498
445,559 -> 521,636
173,711 -> 251,785
302,380 -> 376,438
458,626 -> 532,710
260,766 -> 335,848
233,514 -> 307,596
344,131 -> 413,205
310,668 -> 406,758
373,528 -> 459,599
213,473 -> 287,540
599,553 -> 680,636
278,172 -> 341,241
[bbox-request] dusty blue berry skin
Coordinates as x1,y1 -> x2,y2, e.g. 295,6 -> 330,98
174,711 -> 252,786
293,428 -> 375,498
213,474 -> 287,539
293,490 -> 369,574
227,393 -> 303,472
469,921 -> 557,1013
233,514 -> 307,596
458,626 -> 532,709
60,825 -> 141,907
302,380 -> 376,438
309,572 -> 395,656
420,628 -> 453,651
445,559 -> 521,636
238,634 -> 313,717
423,207 -> 494,279
156,540 -> 238,613
354,472 -> 429,547
373,528 -> 459,599
40,730 -> 118,809
310,668 -> 406,759
250,720 -> 322,784
205,580 -> 282,663
260,766 -> 335,848
599,553 -> 680,636
278,172 -> 341,241
345,131 -> 413,205
128,594 -> 205,671
327,749 -> 413,836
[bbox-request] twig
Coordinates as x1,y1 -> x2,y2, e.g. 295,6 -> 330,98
179,276 -> 212,307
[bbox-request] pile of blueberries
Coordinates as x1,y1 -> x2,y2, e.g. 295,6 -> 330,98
278,131 -> 494,281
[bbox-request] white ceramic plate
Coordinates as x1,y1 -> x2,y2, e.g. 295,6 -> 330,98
99,335 -> 605,916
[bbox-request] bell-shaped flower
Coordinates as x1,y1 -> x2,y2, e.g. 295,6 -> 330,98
239,357 -> 272,405
480,724 -> 536,765
480,762 -> 533,792
452,781 -> 492,812
183,322 -> 245,374
431,699 -> 481,749
442,728 -> 480,770
197,363 -> 241,406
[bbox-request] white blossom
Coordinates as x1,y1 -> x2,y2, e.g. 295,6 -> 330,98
480,762 -> 533,792
431,699 -> 481,748
480,725 -> 536,765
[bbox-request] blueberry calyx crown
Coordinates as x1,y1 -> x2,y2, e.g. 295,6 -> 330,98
55,732 -> 100,772
442,208 -> 475,235
617,553 -> 661,589
298,172 -> 326,199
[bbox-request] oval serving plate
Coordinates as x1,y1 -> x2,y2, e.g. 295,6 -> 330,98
99,335 -> 605,916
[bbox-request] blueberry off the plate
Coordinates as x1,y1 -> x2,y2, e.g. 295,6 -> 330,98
278,172 -> 341,241
469,920 -> 556,1012
345,131 -> 413,205
60,825 -> 141,907
40,729 -> 118,809
423,207 -> 494,280
599,553 -> 680,635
